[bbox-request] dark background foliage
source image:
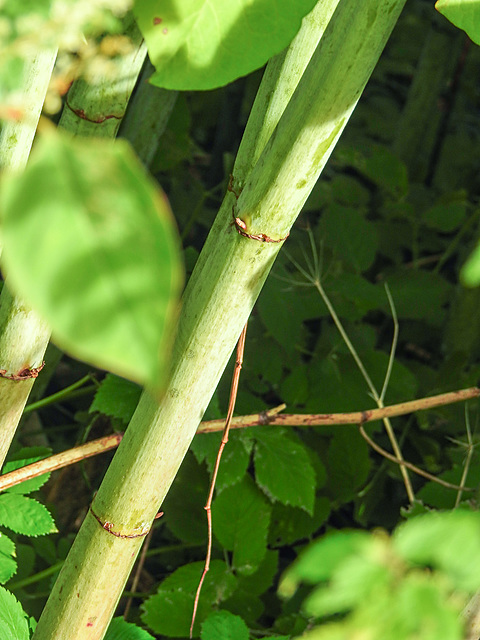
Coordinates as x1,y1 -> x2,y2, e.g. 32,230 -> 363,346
3,0 -> 480,637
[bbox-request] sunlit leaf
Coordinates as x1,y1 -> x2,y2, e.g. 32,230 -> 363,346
436,0 -> 480,45
0,494 -> 57,536
0,586 -> 29,640
134,0 -> 318,90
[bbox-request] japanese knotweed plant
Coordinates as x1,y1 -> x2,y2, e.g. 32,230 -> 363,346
1,0 -> 479,639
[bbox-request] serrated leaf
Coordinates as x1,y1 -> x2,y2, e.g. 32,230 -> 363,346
0,494 -> 57,536
201,610 -> 248,640
105,616 -> 155,640
135,0 -> 317,90
254,429 -> 316,514
2,447 -> 51,495
213,475 -> 271,575
436,0 -> 480,45
0,586 -> 29,640
191,431 -> 253,492
0,534 -> 16,584
90,374 -> 142,423
0,130 -> 182,389
141,560 -> 237,637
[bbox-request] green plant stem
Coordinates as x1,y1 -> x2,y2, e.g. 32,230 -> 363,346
0,15 -> 146,470
118,58 -> 178,167
0,50 -> 57,467
1,386 -> 476,493
314,276 -> 415,503
33,3 -> 407,638
8,561 -> 64,591
23,374 -> 96,413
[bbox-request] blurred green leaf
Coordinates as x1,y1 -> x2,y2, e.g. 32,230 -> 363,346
384,270 -> 452,325
0,130 -> 183,389
394,510 -> 480,591
278,530 -> 371,598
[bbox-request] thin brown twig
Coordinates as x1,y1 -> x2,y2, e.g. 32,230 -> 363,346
189,322 -> 248,639
0,433 -> 122,492
199,387 -> 480,432
358,425 -> 472,492
0,387 -> 478,494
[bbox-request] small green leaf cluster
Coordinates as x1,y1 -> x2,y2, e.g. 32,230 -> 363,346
280,510 -> 480,640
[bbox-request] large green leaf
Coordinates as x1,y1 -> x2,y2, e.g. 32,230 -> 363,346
212,475 -> 271,575
141,560 -> 237,637
201,610 -> 249,640
254,429 -> 316,514
436,0 -> 480,45
134,0 -> 318,90
0,131 -> 182,389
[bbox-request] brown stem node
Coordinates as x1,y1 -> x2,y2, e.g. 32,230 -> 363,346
89,506 -> 150,539
0,361 -> 45,381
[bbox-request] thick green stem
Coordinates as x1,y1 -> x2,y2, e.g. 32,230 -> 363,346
0,17 -> 146,469
0,50 -> 57,466
33,2 -> 407,639
118,58 -> 178,167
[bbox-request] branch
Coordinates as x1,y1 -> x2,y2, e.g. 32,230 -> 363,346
0,387 -> 477,493
199,387 -> 480,431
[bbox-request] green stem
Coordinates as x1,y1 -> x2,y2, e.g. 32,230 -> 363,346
23,375 -> 96,414
0,49 -> 57,466
33,2 -> 407,639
